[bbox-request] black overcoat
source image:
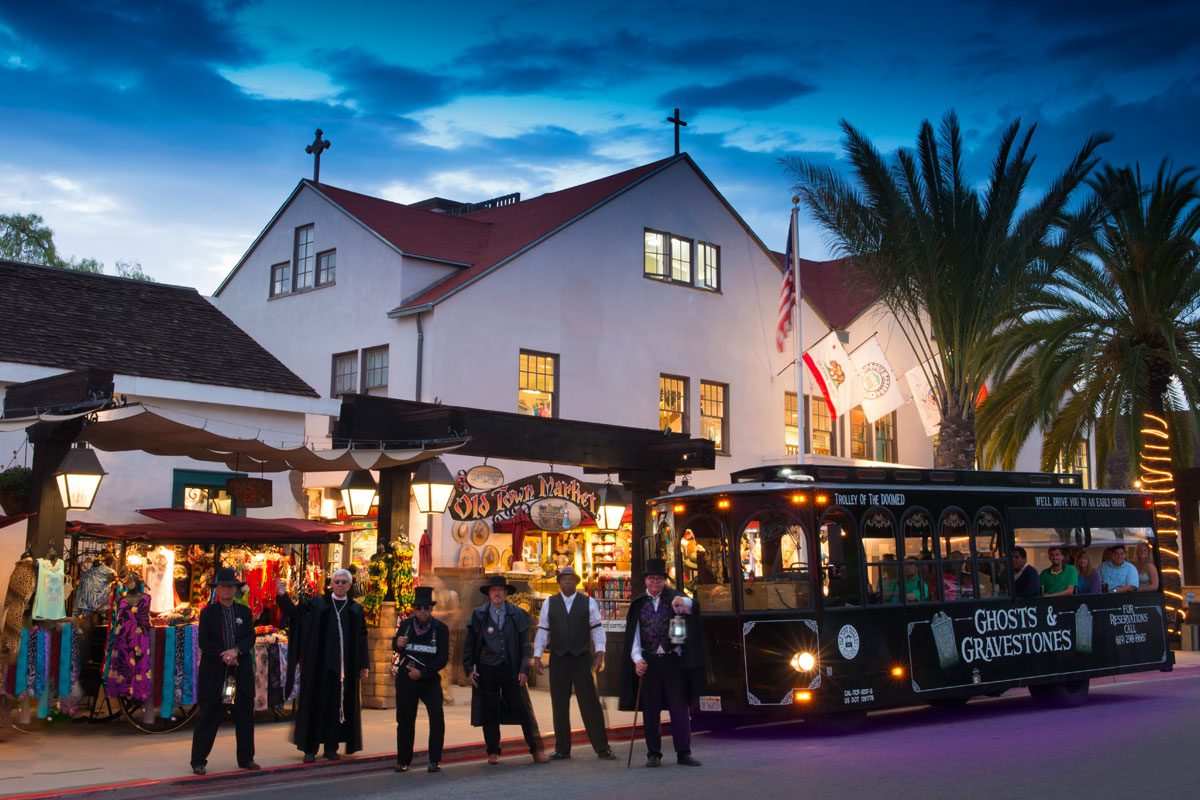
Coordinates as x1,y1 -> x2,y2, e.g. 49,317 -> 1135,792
463,600 -> 535,726
196,600 -> 255,703
279,593 -> 369,754
617,588 -> 708,711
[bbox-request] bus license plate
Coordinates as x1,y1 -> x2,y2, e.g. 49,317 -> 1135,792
699,696 -> 722,712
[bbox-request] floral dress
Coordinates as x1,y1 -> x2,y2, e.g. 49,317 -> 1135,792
106,592 -> 152,702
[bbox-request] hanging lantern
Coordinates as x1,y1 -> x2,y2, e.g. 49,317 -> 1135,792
669,614 -> 688,644
594,481 -> 627,531
411,457 -> 455,514
226,477 -> 273,509
339,469 -> 378,517
54,443 -> 107,510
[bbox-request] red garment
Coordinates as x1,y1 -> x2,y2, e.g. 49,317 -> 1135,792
419,530 -> 432,576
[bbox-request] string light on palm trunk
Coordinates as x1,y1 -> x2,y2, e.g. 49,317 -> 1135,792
1140,413 -> 1184,632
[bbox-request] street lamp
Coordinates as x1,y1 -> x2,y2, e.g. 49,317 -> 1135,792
594,481 -> 627,531
54,443 -> 107,510
339,469 -> 378,517
411,457 -> 455,514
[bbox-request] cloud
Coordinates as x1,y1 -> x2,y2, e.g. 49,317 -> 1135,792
658,75 -> 818,112
317,47 -> 454,116
1047,18 -> 1200,67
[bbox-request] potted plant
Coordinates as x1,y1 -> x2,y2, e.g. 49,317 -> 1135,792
0,465 -> 32,515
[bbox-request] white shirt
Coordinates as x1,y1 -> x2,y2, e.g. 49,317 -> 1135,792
630,593 -> 693,663
533,591 -> 605,658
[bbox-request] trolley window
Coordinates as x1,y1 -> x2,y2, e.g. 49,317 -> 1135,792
739,510 -> 812,611
938,507 -> 973,601
819,508 -> 861,607
973,507 -> 1008,599
901,507 -> 938,602
862,507 -> 905,604
679,513 -> 732,612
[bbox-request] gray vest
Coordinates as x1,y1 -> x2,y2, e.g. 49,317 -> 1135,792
547,593 -> 591,656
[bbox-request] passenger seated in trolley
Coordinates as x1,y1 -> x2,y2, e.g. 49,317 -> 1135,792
1038,545 -> 1077,597
941,552 -> 974,600
1009,546 -> 1040,598
881,558 -> 929,603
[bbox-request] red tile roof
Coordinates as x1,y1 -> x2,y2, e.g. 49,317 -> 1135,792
772,252 -> 879,330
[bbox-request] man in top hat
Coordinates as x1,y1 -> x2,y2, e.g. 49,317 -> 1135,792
191,568 -> 258,775
464,575 -> 548,764
393,585 -> 449,773
618,557 -> 706,767
532,566 -> 616,760
277,569 -> 369,762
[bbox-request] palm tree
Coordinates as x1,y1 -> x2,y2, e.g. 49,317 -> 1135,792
978,162 -> 1200,481
784,111 -> 1108,468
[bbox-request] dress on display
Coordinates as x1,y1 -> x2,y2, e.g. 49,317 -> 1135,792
73,562 -> 117,616
144,547 -> 177,614
2,556 -> 37,659
32,557 -> 67,620
106,592 -> 153,702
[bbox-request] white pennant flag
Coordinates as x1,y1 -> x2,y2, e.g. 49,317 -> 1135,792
802,331 -> 858,418
850,336 -> 905,424
903,359 -> 942,436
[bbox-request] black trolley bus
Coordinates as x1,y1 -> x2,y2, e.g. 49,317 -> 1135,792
653,464 -> 1173,730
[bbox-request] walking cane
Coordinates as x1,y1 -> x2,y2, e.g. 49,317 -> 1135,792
626,676 -> 643,768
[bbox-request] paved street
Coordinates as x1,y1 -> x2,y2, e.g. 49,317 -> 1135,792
175,669 -> 1200,800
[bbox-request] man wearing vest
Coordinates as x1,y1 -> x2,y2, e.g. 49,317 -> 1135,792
393,586 -> 449,773
465,575 -> 549,764
532,566 -> 617,760
618,557 -> 706,767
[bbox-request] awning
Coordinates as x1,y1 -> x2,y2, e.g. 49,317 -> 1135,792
1,513 -> 35,531
0,409 -> 98,433
75,404 -> 465,472
68,508 -> 356,544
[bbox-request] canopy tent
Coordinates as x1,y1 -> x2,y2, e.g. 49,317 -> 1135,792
67,508 -> 354,544
12,403 -> 469,472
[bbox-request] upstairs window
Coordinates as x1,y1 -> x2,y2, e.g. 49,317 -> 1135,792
643,228 -> 718,292
659,374 -> 688,434
518,350 -> 558,417
850,407 -> 869,459
809,396 -> 835,456
874,412 -> 897,463
670,236 -> 692,283
332,351 -> 357,398
362,346 -> 388,392
784,391 -> 799,455
644,231 -> 668,279
270,262 -> 291,297
700,380 -> 728,454
317,249 -> 336,286
697,242 -> 720,290
294,225 -> 315,290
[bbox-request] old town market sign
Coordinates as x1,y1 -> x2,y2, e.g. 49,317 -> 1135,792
449,471 -> 598,526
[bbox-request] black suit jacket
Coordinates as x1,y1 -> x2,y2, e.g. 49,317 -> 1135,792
196,600 -> 256,703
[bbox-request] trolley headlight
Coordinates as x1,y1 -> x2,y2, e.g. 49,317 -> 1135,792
791,651 -> 816,672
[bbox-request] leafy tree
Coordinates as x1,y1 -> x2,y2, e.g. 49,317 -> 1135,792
783,111 -> 1108,468
0,213 -> 59,265
978,162 -> 1200,483
115,260 -> 154,282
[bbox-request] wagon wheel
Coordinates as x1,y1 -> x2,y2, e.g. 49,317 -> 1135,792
118,696 -> 198,733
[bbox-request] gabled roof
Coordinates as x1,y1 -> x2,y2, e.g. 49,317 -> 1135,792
0,260 -> 319,398
771,252 -> 879,330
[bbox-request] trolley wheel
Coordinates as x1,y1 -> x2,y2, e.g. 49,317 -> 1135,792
118,697 -> 198,733
804,710 -> 866,735
1029,678 -> 1089,708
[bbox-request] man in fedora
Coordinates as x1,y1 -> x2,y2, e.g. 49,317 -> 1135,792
618,558 -> 706,767
532,566 -> 616,760
191,568 -> 258,775
393,585 -> 449,773
464,575 -> 548,764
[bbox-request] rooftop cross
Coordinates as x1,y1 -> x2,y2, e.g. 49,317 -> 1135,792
305,129 -> 332,183
666,108 -> 688,156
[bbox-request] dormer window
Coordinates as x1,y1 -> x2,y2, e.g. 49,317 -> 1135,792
644,228 -> 719,292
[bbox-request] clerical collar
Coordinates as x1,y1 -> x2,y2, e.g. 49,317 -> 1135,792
332,593 -> 348,601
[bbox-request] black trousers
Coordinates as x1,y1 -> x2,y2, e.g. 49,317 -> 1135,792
190,691 -> 254,767
478,662 -> 542,755
641,654 -> 691,758
396,675 -> 445,765
549,651 -> 609,754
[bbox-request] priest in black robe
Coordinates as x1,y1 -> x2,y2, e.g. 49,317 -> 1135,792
277,569 -> 369,761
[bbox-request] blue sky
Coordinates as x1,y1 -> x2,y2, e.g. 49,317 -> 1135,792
2,0 -> 1197,291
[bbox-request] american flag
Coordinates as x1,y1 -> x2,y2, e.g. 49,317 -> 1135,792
776,215 -> 796,352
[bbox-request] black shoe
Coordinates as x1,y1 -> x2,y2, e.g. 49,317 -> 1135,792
597,750 -> 618,760
324,752 -> 340,761
191,765 -> 206,776
549,751 -> 571,760
677,755 -> 702,766
395,763 -> 409,773
646,755 -> 662,767
302,754 -> 316,764
427,763 -> 441,773
239,761 -> 261,771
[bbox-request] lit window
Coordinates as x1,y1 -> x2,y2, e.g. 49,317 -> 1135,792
784,391 -> 799,455
701,381 -> 728,454
332,351 -> 357,397
811,396 -> 833,456
362,346 -> 388,392
850,407 -> 868,459
670,236 -> 692,283
294,225 -> 315,290
270,262 -> 291,297
1055,441 -> 1090,488
659,375 -> 688,434
317,250 -> 336,286
874,412 -> 896,463
518,350 -> 557,417
697,242 -> 719,291
644,230 -> 668,279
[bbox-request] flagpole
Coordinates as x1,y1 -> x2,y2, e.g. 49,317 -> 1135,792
792,199 -> 805,466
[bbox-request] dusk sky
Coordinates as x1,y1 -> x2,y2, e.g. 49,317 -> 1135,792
2,0 -> 1198,292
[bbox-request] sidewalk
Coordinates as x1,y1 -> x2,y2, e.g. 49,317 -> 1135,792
0,683 -> 638,798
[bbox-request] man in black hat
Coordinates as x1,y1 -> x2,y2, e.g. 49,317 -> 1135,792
393,585 -> 449,773
532,566 -> 615,760
190,568 -> 258,775
464,575 -> 548,764
618,558 -> 706,767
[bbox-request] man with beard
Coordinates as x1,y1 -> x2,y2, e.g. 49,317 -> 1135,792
277,569 -> 368,762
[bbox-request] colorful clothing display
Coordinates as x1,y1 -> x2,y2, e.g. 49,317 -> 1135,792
144,547 -> 177,614
73,562 -> 117,616
2,557 -> 36,659
2,624 -> 82,715
187,549 -> 214,611
106,592 -> 153,702
363,558 -> 388,626
391,546 -> 415,617
32,558 -> 67,620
